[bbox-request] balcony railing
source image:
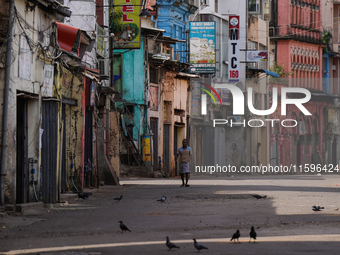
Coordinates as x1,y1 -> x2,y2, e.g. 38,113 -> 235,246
270,25 -> 322,44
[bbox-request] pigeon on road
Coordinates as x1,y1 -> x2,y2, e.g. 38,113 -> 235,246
77,192 -> 89,200
118,221 -> 131,233
113,195 -> 123,202
230,230 -> 241,243
249,226 -> 257,242
252,195 -> 267,199
193,238 -> 208,252
157,195 -> 167,203
312,205 -> 324,211
166,236 -> 180,250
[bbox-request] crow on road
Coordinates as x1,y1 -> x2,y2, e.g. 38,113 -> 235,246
312,205 -> 324,211
252,195 -> 267,199
193,238 -> 208,252
249,226 -> 257,242
166,236 -> 180,250
113,195 -> 123,202
77,192 -> 90,200
118,221 -> 131,233
157,195 -> 167,203
230,230 -> 241,243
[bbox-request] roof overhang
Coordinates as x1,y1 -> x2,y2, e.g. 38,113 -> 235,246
246,68 -> 279,78
56,22 -> 94,59
28,0 -> 71,17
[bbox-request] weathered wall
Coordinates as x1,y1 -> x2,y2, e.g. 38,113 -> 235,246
58,64 -> 84,191
63,0 -> 97,69
147,69 -> 190,177
110,111 -> 120,177
3,1 -> 56,203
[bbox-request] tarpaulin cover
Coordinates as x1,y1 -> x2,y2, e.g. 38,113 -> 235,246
56,22 -> 79,52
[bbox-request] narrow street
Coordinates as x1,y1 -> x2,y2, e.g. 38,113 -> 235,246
1,174 -> 340,254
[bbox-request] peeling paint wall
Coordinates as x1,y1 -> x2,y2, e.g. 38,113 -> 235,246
147,67 -> 190,177
58,64 -> 84,191
2,1 -> 57,203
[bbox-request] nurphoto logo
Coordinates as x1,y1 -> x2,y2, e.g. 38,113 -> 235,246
199,83 -> 312,128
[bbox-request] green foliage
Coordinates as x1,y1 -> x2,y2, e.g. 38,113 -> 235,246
322,30 -> 332,44
269,61 -> 293,84
270,61 -> 293,78
322,30 -> 332,54
110,9 -> 123,34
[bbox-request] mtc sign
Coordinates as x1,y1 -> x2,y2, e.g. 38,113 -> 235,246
228,16 -> 240,82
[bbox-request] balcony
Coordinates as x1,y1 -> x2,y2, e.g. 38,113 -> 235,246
290,0 -> 320,11
270,25 -> 322,44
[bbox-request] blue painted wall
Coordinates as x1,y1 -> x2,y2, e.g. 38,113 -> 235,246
155,0 -> 192,63
322,54 -> 330,94
115,38 -> 146,152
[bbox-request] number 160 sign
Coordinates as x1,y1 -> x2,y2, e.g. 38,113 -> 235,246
228,16 -> 240,82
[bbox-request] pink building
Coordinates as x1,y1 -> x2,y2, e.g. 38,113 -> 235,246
269,0 -> 328,167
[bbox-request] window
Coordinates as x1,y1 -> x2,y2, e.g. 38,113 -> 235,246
215,0 -> 218,12
310,11 -> 313,28
150,67 -> 159,84
263,2 -> 270,21
201,0 -> 208,6
248,0 -> 260,14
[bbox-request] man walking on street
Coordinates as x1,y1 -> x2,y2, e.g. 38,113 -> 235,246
175,139 -> 191,187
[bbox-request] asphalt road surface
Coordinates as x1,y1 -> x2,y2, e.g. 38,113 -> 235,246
1,174 -> 340,254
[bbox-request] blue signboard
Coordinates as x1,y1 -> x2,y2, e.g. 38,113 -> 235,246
190,22 -> 216,73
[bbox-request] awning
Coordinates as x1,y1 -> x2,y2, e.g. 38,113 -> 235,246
56,22 -> 78,52
246,68 -> 280,78
28,0 -> 71,17
176,72 -> 200,78
141,26 -> 166,33
17,92 -> 39,100
56,22 -> 94,59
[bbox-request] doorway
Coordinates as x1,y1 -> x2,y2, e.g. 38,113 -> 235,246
84,108 -> 93,188
150,118 -> 158,171
16,97 -> 29,204
41,101 -> 58,204
297,139 -> 301,166
61,104 -> 67,193
163,124 -> 170,175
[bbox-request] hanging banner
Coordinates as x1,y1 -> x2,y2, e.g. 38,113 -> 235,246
96,24 -> 106,57
112,0 -> 141,49
90,82 -> 96,106
19,36 -> 31,81
189,21 -> 216,73
142,135 -> 151,162
149,86 -> 158,110
42,64 -> 54,97
247,51 -> 268,62
228,15 -> 240,82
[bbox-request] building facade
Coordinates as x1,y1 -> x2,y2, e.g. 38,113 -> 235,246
269,0 -> 330,167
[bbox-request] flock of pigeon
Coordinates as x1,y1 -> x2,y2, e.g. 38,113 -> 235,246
77,193 -> 325,252
113,194 -> 260,252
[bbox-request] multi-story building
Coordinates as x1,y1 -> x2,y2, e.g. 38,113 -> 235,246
269,0 -> 328,167
190,0 -> 272,169
0,0 -> 99,205
321,0 -> 340,166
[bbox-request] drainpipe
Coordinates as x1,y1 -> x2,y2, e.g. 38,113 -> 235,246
0,0 -> 14,206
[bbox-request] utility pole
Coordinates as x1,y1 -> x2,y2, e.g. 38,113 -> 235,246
0,0 -> 14,206
109,0 -> 113,88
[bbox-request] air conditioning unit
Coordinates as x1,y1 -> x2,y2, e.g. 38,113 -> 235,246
227,116 -> 244,126
153,42 -> 161,55
98,59 -> 109,76
334,98 -> 340,108
201,0 -> 209,6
